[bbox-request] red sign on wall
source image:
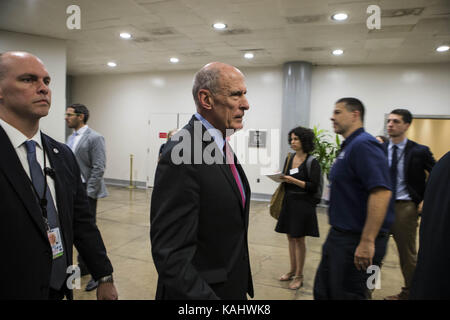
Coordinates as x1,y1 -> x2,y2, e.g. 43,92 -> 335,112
159,132 -> 167,139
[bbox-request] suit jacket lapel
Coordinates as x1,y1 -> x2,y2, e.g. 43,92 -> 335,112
220,143 -> 246,212
74,127 -> 90,155
0,127 -> 48,239
404,140 -> 414,177
235,160 -> 250,227
42,134 -> 72,244
193,118 -> 245,212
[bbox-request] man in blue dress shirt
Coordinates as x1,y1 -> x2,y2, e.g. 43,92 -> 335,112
313,97 -> 394,300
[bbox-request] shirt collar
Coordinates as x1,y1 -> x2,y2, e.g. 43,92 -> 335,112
74,124 -> 88,135
389,137 -> 408,150
0,117 -> 43,150
341,127 -> 364,149
194,113 -> 225,152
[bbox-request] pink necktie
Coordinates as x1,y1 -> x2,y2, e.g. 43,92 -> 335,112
224,142 -> 245,207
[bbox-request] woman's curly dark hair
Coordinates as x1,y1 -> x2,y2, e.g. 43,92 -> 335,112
288,126 -> 315,154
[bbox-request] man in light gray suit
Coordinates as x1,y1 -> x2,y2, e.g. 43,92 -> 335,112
65,103 -> 108,291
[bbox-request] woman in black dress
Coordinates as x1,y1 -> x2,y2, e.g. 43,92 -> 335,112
275,126 -> 321,290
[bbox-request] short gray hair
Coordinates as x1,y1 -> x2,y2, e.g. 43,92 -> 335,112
192,67 -> 222,108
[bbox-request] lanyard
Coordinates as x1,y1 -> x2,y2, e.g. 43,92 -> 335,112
27,138 -> 51,231
390,145 -> 406,167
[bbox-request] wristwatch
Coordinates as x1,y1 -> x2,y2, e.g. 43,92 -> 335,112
98,274 -> 114,284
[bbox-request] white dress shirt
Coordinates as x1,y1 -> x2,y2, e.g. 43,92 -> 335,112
68,124 -> 88,183
388,137 -> 411,200
69,124 -> 89,152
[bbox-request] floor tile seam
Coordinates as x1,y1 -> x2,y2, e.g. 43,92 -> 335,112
107,252 -> 152,264
96,217 -> 150,229
109,233 -> 151,253
96,204 -> 130,214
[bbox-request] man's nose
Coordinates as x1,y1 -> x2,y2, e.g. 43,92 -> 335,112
37,80 -> 50,95
241,96 -> 250,110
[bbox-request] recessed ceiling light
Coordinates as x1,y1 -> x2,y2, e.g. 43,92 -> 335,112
213,23 -> 227,30
170,57 -> 179,63
436,45 -> 449,52
332,13 -> 348,21
244,52 -> 254,59
120,32 -> 132,39
332,49 -> 344,56
107,62 -> 117,67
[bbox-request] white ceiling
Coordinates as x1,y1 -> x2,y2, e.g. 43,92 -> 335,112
0,0 -> 449,75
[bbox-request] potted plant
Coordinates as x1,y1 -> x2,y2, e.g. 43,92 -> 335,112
311,126 -> 341,205
311,125 -> 340,177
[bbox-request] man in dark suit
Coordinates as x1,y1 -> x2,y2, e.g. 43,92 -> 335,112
410,151 -> 450,299
383,109 -> 436,300
0,51 -> 118,300
150,62 -> 253,300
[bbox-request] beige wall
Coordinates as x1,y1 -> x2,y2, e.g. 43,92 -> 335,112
408,118 -> 450,160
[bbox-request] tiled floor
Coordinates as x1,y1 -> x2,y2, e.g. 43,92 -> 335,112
73,186 -> 406,300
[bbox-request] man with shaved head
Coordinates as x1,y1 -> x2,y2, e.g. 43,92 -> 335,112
150,62 -> 253,299
0,52 -> 117,300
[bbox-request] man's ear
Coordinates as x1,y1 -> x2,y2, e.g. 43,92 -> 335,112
78,113 -> 85,123
405,122 -> 411,131
198,89 -> 213,110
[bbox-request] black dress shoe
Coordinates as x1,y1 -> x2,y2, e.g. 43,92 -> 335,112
85,278 -> 98,292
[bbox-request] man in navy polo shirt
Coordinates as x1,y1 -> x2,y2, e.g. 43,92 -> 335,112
313,97 -> 394,300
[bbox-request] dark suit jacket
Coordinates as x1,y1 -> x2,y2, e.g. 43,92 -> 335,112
150,116 -> 253,300
0,126 -> 113,299
383,139 -> 436,204
410,151 -> 450,299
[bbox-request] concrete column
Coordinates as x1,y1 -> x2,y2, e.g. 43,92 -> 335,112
280,61 -> 312,166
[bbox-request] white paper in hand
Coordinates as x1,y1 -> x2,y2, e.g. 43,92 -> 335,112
265,172 -> 285,183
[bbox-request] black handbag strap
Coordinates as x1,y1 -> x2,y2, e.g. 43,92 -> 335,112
283,153 -> 292,174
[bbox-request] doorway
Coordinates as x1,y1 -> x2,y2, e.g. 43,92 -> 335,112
146,113 -> 193,187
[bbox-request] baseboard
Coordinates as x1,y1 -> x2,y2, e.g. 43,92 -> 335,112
104,178 -> 147,189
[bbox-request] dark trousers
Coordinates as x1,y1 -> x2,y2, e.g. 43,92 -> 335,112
313,227 -> 388,300
77,192 -> 98,275
48,286 -> 70,300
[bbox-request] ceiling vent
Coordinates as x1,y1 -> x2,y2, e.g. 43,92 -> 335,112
299,47 -> 326,52
132,37 -> 152,43
368,24 -> 416,33
149,27 -> 177,36
240,48 -> 265,52
382,7 -> 424,18
220,28 -> 252,35
181,51 -> 210,57
286,15 -> 323,24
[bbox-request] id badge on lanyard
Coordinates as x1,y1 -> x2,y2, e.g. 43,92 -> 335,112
47,227 -> 64,259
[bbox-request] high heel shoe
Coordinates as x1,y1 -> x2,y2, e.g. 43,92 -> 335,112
288,275 -> 303,290
279,271 -> 295,281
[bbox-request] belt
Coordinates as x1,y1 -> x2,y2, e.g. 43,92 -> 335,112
332,226 -> 388,238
